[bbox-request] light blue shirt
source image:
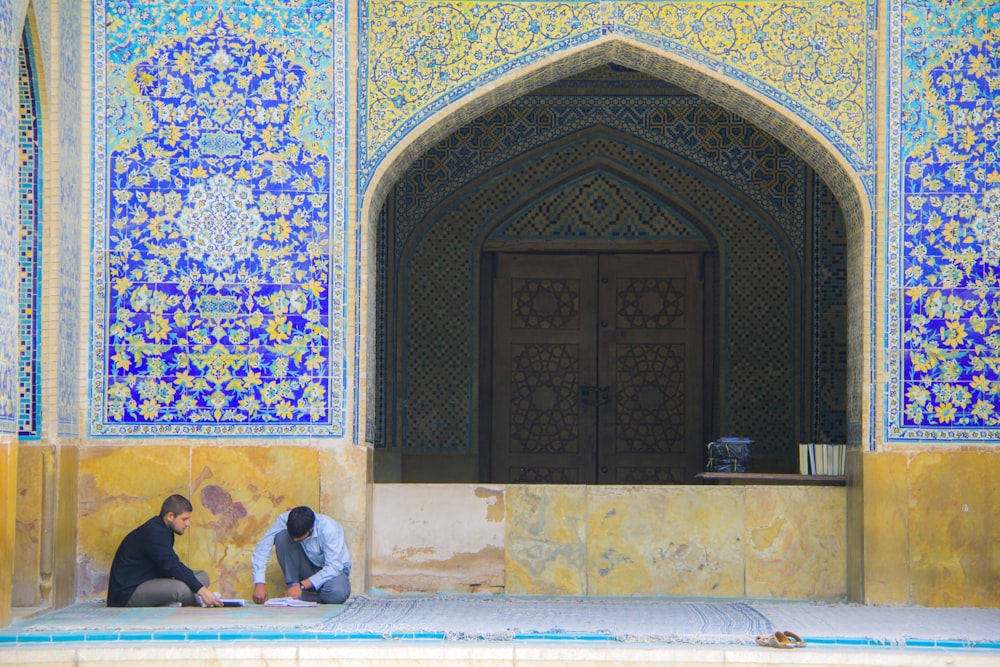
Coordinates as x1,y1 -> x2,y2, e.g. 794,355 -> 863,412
251,511 -> 351,589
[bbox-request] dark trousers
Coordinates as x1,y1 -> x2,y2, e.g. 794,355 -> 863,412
275,531 -> 351,604
127,570 -> 210,607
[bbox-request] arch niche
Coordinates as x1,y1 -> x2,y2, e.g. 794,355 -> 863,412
359,37 -> 870,485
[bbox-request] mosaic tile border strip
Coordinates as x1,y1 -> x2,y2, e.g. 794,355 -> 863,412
18,24 -> 41,438
55,0 -> 83,439
89,0 -> 348,437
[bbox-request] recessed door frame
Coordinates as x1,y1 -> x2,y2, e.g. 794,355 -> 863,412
478,241 -> 717,484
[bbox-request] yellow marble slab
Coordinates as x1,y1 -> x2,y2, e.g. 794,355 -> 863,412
862,451 -> 910,604
587,486 -> 745,597
506,485 -> 587,596
908,451 -> 998,608
0,440 -> 13,626
77,446 -> 189,600
371,484 -> 505,594
190,445 -> 319,599
54,445 -> 79,609
320,445 -> 370,592
13,445 -> 48,606
745,486 -> 846,600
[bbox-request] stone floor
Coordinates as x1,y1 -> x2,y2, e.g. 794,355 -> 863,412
1,597 -> 998,667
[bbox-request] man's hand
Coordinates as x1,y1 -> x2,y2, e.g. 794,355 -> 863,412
285,582 -> 302,600
196,586 -> 222,608
253,583 -> 268,605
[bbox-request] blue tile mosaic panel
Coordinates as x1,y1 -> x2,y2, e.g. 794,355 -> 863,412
90,1 -> 347,435
887,1 -> 1000,438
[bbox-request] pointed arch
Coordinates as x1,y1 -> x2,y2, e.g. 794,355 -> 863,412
359,36 -> 870,447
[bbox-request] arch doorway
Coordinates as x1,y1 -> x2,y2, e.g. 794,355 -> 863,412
372,65 -> 847,484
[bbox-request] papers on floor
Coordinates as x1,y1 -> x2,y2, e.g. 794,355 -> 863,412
264,597 -> 318,607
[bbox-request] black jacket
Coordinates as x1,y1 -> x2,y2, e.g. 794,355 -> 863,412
107,515 -> 203,606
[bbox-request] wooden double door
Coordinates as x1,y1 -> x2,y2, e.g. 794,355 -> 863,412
489,253 -> 709,484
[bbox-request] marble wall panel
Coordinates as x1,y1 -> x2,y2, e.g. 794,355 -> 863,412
319,445 -> 370,592
0,440 -> 13,626
587,486 -> 745,597
371,485 -> 505,594
12,444 -> 48,605
745,487 -> 846,600
908,451 -> 998,608
77,446 -> 189,600
53,445 -> 78,609
506,485 -> 586,596
862,451 -> 910,604
190,446 -> 319,599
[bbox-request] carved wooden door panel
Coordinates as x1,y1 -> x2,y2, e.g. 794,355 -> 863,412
490,253 -> 704,484
491,255 -> 598,483
596,254 -> 704,483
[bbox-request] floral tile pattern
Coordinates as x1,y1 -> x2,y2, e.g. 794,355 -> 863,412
90,1 -> 347,435
358,0 -> 876,195
887,0 -> 1000,438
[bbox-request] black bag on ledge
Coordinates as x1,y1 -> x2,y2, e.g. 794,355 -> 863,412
706,437 -> 752,473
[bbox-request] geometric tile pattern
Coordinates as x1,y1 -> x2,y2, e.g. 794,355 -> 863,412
393,93 -> 806,259
812,175 -> 847,444
18,25 -> 40,438
391,127 -> 828,455
90,2 -> 347,435
496,172 -> 705,241
886,2 -> 1000,439
358,0 -> 876,193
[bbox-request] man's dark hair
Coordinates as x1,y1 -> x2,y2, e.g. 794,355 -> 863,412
287,506 -> 316,539
159,494 -> 193,518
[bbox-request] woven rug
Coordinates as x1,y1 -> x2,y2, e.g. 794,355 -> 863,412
17,599 -> 340,633
317,596 -> 772,642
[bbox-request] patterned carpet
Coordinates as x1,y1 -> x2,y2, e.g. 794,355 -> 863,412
317,596 -> 772,642
15,596 -> 1000,646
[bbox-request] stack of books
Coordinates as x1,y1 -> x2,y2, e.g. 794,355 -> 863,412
798,443 -> 846,475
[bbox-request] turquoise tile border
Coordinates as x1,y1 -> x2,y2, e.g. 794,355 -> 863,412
1,630 -> 998,649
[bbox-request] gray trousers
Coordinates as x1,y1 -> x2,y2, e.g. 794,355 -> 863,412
127,570 -> 209,607
275,531 -> 351,604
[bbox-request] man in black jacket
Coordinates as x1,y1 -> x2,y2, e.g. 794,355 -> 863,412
107,494 -> 222,607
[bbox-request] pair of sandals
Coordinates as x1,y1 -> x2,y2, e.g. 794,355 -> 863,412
756,630 -> 806,648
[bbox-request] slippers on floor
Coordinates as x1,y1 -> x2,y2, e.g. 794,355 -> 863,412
781,630 -> 807,647
755,631 -> 794,648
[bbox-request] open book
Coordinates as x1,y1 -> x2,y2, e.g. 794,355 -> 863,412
264,597 -> 318,607
198,594 -> 248,607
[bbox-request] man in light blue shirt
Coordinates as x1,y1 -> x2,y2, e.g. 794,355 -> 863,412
251,506 -> 352,604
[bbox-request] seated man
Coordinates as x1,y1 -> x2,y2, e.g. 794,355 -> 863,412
251,505 -> 352,604
107,494 -> 221,607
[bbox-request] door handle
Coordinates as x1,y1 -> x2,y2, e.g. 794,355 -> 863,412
595,386 -> 610,408
581,386 -> 610,408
